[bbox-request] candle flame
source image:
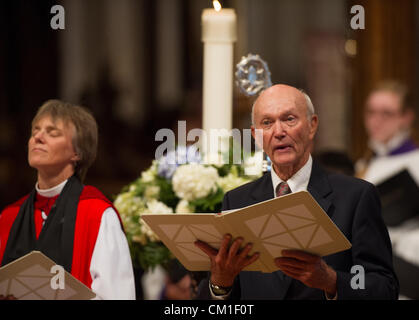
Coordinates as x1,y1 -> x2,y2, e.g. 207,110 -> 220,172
213,0 -> 222,12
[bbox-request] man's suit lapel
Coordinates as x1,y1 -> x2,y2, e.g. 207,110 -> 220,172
307,161 -> 333,216
250,172 -> 274,202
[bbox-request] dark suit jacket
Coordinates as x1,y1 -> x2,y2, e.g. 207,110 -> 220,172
197,161 -> 399,300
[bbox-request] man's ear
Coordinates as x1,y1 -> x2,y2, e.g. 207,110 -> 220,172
251,125 -> 264,150
309,114 -> 319,139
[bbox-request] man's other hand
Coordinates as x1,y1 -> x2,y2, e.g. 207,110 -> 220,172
275,249 -> 337,296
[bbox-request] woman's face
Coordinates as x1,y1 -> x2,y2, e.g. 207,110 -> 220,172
28,115 -> 79,174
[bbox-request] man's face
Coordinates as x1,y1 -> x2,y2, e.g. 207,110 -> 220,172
28,116 -> 79,173
364,90 -> 408,143
251,85 -> 318,170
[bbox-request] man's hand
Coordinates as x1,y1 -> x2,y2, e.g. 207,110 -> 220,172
275,250 -> 337,296
194,234 -> 260,287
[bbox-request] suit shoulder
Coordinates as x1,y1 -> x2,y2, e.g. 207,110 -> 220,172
326,171 -> 375,193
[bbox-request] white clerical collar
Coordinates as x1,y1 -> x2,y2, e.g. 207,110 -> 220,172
35,179 -> 68,198
271,155 -> 313,196
368,130 -> 410,157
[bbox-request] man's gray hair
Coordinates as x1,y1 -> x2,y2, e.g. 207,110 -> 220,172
251,89 -> 316,125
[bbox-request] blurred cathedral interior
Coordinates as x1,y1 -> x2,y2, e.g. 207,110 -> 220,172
1,0 -> 418,205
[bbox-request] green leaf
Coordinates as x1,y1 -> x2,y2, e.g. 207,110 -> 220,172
155,176 -> 179,209
190,187 -> 224,213
130,241 -> 173,271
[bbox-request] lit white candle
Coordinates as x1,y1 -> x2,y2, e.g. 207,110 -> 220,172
201,3 -> 237,133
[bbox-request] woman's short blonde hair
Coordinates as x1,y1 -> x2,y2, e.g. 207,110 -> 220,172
32,100 -> 98,182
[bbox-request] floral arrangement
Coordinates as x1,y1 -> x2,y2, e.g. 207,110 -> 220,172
114,144 -> 264,271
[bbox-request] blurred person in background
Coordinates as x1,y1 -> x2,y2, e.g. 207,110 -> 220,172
141,260 -> 193,300
356,81 -> 419,299
356,80 -> 418,181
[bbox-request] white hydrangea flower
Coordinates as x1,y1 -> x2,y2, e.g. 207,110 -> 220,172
140,160 -> 158,183
218,173 -> 251,193
139,199 -> 174,241
141,170 -> 155,183
113,193 -> 127,211
244,151 -> 264,176
172,163 -> 219,201
114,192 -> 143,215
144,185 -> 160,200
146,199 -> 173,214
175,199 -> 195,214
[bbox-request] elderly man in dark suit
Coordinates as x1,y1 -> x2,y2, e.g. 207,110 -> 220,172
195,84 -> 398,300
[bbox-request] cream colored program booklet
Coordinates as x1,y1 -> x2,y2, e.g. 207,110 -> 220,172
141,191 -> 352,273
0,251 -> 96,300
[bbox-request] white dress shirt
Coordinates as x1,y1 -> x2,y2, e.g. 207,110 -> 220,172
36,180 -> 136,300
270,155 -> 312,196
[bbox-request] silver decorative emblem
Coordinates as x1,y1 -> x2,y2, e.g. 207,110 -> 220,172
235,54 -> 272,97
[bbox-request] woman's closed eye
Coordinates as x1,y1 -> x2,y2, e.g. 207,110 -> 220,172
48,130 -> 61,137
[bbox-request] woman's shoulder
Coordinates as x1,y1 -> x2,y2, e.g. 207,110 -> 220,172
1,194 -> 30,213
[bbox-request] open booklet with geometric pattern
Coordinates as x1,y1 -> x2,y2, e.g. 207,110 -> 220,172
0,251 -> 96,300
141,191 -> 352,273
